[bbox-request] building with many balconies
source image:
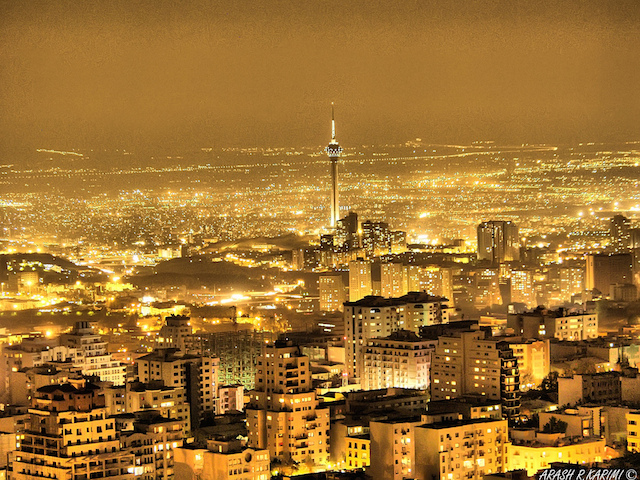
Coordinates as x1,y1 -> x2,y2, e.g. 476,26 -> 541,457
246,340 -> 330,472
7,379 -> 134,480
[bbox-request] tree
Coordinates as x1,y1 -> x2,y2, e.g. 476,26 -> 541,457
541,372 -> 558,392
542,416 -> 568,434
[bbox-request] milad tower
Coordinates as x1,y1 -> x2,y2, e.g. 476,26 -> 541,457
325,103 -> 343,228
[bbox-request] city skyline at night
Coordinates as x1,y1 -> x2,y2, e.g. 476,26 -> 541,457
2,2 -> 640,480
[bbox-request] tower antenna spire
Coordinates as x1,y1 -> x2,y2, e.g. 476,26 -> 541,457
331,102 -> 336,142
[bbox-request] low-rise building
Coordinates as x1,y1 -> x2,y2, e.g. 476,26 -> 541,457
218,384 -> 244,414
507,308 -> 598,341
557,372 -> 621,407
330,421 -> 370,471
626,411 -> 640,453
174,438 -> 270,480
507,430 -> 605,476
538,407 -> 603,438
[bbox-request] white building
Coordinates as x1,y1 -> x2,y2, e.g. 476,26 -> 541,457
60,321 -> 127,385
344,292 -> 449,378
362,330 -> 435,391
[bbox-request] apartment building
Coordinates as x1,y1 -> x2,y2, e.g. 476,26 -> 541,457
7,379 -> 135,480
362,330 -> 435,391
430,329 -> 520,418
344,292 -> 449,378
246,340 -> 330,470
135,349 -> 218,428
414,418 -> 509,480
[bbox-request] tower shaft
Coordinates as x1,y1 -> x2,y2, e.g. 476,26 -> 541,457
330,158 -> 339,227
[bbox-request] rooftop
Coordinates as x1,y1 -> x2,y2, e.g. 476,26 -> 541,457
344,291 -> 447,307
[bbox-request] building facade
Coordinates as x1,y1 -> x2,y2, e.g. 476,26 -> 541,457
430,329 -> 520,418
246,341 -> 330,470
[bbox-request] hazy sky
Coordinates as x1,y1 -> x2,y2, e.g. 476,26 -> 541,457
1,0 -> 640,158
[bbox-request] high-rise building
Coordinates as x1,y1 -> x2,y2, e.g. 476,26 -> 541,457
368,418 -> 420,480
611,214 -> 631,252
430,329 -> 520,418
246,340 -> 330,470
403,265 -> 453,305
362,330 -> 436,391
348,259 -> 373,301
404,265 -> 424,293
157,315 -> 193,353
344,292 -> 450,378
510,267 -> 535,306
362,220 -> 390,257
585,253 -> 633,294
474,267 -> 501,308
318,234 -> 335,268
119,412 -> 184,480
390,230 -> 407,254
134,349 -> 218,429
326,104 -> 343,228
8,379 -> 135,480
319,274 -> 346,311
477,221 -> 520,264
59,321 -> 127,386
380,262 -> 406,298
559,265 -> 584,301
194,330 -> 275,390
336,211 -> 359,250
414,417 -> 509,480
